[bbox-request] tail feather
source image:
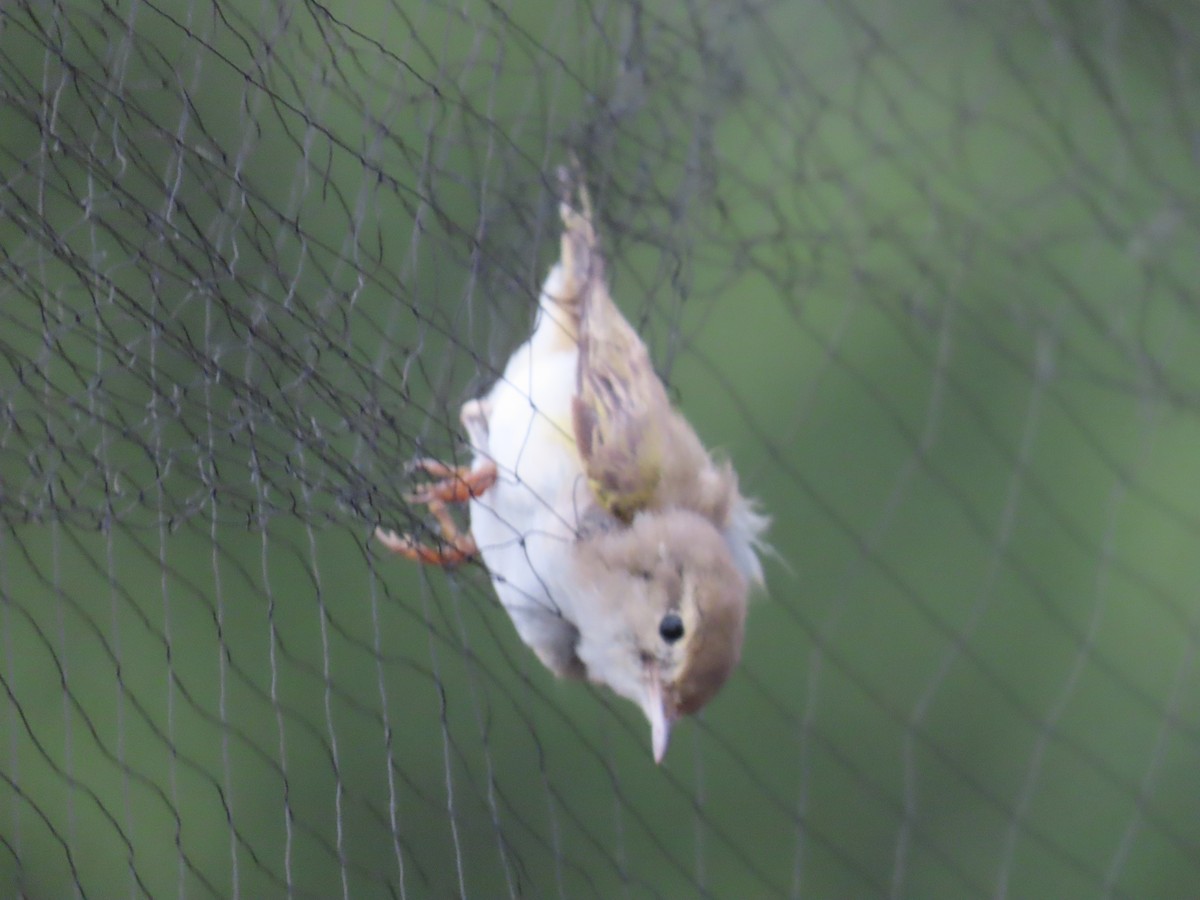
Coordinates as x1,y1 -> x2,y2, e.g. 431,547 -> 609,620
530,163 -> 600,351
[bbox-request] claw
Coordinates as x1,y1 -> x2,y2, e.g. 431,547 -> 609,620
376,459 -> 495,568
404,457 -> 462,479
374,523 -> 478,567
404,459 -> 497,505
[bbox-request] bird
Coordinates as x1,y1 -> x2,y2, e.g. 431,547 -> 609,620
376,163 -> 767,763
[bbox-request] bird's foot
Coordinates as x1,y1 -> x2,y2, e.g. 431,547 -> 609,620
375,459 -> 497,567
375,506 -> 478,566
404,458 -> 497,504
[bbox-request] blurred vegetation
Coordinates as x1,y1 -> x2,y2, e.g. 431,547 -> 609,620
1,0 -> 1198,897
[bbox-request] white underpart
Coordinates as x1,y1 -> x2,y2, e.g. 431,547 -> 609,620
464,264 -> 593,673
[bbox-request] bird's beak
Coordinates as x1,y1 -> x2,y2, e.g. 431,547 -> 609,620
642,668 -> 674,764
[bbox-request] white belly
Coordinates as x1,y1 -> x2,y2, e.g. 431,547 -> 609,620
464,329 -> 591,675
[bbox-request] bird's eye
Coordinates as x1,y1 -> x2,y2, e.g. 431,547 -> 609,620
659,612 -> 685,643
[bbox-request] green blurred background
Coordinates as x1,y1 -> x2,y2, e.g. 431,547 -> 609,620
2,0 -> 1198,896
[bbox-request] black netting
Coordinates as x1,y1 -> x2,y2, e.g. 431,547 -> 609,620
2,0 -> 1198,896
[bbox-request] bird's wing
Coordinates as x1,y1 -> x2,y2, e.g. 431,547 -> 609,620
571,279 -> 671,522
555,167 -> 669,522
558,164 -> 739,529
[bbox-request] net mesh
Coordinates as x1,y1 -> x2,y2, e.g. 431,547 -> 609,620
2,0 -> 1198,896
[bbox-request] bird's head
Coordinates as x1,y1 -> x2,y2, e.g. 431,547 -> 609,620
575,509 -> 748,762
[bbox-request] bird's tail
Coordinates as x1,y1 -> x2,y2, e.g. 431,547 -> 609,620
556,160 -> 604,311
533,162 -> 602,347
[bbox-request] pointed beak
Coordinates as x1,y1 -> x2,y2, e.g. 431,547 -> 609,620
642,669 -> 675,764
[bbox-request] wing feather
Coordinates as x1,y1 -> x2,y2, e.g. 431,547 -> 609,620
557,164 -> 738,529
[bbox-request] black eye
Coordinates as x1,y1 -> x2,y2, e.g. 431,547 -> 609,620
659,613 -> 685,643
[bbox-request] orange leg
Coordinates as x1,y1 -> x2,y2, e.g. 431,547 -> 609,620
405,458 -> 498,504
375,459 -> 496,567
375,499 -> 479,566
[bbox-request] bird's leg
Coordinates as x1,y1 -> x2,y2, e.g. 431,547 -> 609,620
405,457 -> 497,504
375,497 -> 479,566
374,458 -> 497,567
